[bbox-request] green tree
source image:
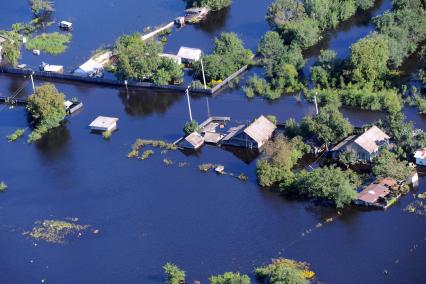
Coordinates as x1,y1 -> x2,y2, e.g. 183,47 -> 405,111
163,263 -> 185,284
372,149 -> 412,180
184,120 -> 199,134
30,0 -> 54,18
257,31 -> 284,61
350,34 -> 389,85
255,259 -> 313,284
281,18 -> 320,48
295,166 -> 359,208
0,31 -> 21,66
300,104 -> 353,145
266,0 -> 306,28
311,66 -> 329,88
209,272 -> 251,284
115,33 -> 163,81
271,63 -> 302,92
27,83 -> 66,142
183,0 -> 232,10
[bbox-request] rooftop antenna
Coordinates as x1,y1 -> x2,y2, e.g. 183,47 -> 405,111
186,85 -> 193,121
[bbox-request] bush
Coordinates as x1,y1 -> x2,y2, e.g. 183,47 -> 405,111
372,149 -> 412,180
0,182 -> 7,192
209,272 -> 251,284
102,130 -> 112,140
26,33 -> 72,55
0,31 -> 22,66
163,263 -> 185,284
255,258 -> 314,284
184,120 -> 199,134
30,0 -> 54,18
183,0 -> 232,10
140,150 -> 154,160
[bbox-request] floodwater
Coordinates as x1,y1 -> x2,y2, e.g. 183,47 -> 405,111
0,0 -> 425,283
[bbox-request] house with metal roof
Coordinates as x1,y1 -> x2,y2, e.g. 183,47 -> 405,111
177,46 -> 202,63
222,115 -> 276,149
330,125 -> 390,161
355,178 -> 398,208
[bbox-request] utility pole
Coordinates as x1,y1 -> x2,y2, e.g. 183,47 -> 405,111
30,72 -> 35,94
200,57 -> 207,89
186,85 -> 193,121
314,91 -> 319,115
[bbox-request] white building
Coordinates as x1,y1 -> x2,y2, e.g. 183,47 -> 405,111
42,64 -> 64,73
89,116 -> 118,132
74,59 -> 103,77
177,46 -> 202,63
414,148 -> 426,166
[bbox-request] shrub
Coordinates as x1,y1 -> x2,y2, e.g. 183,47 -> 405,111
163,263 -> 185,284
209,272 -> 251,284
255,258 -> 314,284
0,182 -> 7,192
102,130 -> 112,140
140,150 -> 154,160
184,120 -> 199,134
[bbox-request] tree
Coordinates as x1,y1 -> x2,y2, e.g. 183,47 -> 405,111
310,66 -> 329,88
30,0 -> 54,18
281,18 -> 321,48
300,104 -> 353,145
257,31 -> 284,61
0,31 -> 21,66
295,166 -> 359,208
372,149 -> 412,180
184,120 -> 199,134
270,63 -> 302,92
27,83 -> 66,142
183,0 -> 232,10
163,263 -> 185,284
266,0 -> 306,28
209,272 -> 251,284
350,34 -> 389,85
115,33 -> 163,81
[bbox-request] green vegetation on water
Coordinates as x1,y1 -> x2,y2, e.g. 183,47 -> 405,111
163,263 -> 185,284
7,128 -> 25,142
255,258 -> 315,283
24,219 -> 90,244
0,182 -> 7,192
30,0 -> 54,18
183,120 -> 199,134
209,272 -> 250,284
102,130 -> 112,140
26,32 -> 72,55
140,150 -> 154,160
183,0 -> 232,11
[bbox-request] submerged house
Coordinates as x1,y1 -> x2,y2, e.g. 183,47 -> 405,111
330,125 -> 390,161
74,59 -> 103,77
222,115 -> 276,149
199,116 -> 230,144
355,178 -> 398,208
89,116 -> 118,133
414,148 -> 426,166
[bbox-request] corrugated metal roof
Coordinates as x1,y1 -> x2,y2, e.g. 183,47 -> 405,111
222,124 -> 245,141
357,183 -> 390,204
177,46 -> 202,61
243,115 -> 276,144
354,126 -> 389,153
185,132 -> 204,148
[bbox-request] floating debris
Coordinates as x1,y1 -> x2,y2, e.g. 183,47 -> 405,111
24,220 -> 90,244
238,173 -> 248,181
163,158 -> 173,166
404,201 -> 426,216
198,163 -> 221,172
178,162 -> 189,168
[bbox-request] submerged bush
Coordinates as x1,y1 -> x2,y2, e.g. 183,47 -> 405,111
184,120 -> 199,134
24,219 -> 90,244
255,258 -> 315,284
140,150 -> 154,160
0,182 -> 7,192
163,263 -> 185,284
102,130 -> 112,140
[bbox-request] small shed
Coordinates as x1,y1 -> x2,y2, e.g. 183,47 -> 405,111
177,46 -> 202,63
414,148 -> 426,166
180,132 -> 204,149
59,21 -> 73,30
42,64 -> 64,73
89,116 -> 118,132
74,59 -> 103,77
159,53 -> 182,65
357,183 -> 390,205
64,100 -> 83,114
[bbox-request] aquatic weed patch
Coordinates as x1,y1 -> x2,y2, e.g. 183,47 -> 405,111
128,139 -> 177,159
255,258 -> 315,282
26,32 -> 72,54
0,182 -> 7,192
404,201 -> 426,217
24,220 -> 90,244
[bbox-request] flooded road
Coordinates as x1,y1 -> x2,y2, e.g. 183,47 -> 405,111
0,0 -> 425,283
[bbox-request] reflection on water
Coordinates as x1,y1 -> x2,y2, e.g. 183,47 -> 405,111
193,8 -> 230,34
118,89 -> 182,116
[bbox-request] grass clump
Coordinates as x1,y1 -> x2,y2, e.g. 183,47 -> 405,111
102,130 -> 112,140
140,150 -> 154,160
128,149 -> 139,158
26,32 -> 72,54
163,158 -> 173,166
7,128 -> 25,141
198,163 -> 222,172
24,220 -> 90,244
0,182 -> 7,192
238,173 -> 248,181
163,263 -> 185,284
131,139 -> 177,151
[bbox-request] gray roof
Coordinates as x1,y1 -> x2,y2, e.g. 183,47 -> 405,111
354,126 -> 389,153
331,135 -> 357,152
203,132 -> 222,144
243,115 -> 276,144
222,125 -> 245,141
